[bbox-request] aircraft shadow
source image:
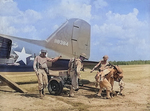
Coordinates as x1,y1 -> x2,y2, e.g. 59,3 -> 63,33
84,90 -> 119,99
0,89 -> 15,93
78,81 -> 119,99
20,93 -> 39,98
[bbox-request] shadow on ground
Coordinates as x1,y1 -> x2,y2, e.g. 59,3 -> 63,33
20,93 -> 39,98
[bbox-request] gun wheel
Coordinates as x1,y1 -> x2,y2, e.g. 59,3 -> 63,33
48,80 -> 63,95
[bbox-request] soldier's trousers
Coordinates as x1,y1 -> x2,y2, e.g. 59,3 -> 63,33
119,79 -> 125,90
36,69 -> 48,90
70,71 -> 78,89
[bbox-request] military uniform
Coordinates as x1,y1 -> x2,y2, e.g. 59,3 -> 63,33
68,53 -> 87,97
33,56 -> 49,91
114,65 -> 125,95
33,49 -> 61,98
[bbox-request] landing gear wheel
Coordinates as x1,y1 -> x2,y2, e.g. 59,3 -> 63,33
48,80 -> 63,95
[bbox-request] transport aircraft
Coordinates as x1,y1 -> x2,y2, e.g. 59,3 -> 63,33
0,18 -> 91,72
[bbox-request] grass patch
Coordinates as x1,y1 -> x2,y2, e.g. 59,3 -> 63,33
120,65 -> 150,83
1,65 -> 150,91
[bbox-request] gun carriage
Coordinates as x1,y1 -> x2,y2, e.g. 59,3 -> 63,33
47,71 -> 72,95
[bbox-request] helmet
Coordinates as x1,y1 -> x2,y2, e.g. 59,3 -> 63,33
103,55 -> 108,59
41,49 -> 47,53
80,53 -> 87,59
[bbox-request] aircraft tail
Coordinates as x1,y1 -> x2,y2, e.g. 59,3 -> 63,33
45,18 -> 91,59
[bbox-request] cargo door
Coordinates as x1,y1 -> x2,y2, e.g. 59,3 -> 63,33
0,36 -> 12,59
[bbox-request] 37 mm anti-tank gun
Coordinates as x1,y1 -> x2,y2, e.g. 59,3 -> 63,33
47,71 -> 72,95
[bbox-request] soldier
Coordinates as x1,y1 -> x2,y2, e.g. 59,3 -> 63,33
90,55 -> 112,87
33,49 -> 61,98
68,53 -> 87,97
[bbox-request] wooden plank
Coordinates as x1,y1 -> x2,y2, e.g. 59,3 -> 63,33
0,74 -> 27,93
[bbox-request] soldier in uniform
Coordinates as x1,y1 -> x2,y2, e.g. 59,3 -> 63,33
33,49 -> 61,98
68,53 -> 87,97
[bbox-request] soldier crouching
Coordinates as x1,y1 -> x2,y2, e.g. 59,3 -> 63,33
33,49 -> 61,98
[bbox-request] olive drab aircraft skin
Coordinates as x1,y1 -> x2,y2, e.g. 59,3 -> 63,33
0,18 -> 91,72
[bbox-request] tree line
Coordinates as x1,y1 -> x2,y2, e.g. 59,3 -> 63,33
109,60 -> 150,65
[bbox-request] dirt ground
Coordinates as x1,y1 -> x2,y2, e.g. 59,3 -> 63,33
0,65 -> 150,111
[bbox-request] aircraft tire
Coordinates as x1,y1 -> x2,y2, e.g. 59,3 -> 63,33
48,79 -> 63,95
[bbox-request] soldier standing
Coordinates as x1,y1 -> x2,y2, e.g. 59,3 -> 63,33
68,53 -> 87,97
33,49 -> 61,98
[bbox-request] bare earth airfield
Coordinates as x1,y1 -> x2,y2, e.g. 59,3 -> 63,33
0,65 -> 150,111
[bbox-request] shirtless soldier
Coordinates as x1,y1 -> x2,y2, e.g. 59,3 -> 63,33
33,49 -> 61,98
90,55 -> 112,87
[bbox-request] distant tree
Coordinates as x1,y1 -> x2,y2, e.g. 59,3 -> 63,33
109,60 -> 150,65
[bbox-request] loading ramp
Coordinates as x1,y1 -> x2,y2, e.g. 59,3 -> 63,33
0,74 -> 27,93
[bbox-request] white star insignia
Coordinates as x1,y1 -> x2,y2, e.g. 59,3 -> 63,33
14,47 -> 31,65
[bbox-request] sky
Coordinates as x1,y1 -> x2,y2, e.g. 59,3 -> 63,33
0,0 -> 150,61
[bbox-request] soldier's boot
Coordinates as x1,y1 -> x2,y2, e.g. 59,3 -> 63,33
39,90 -> 43,98
106,90 -> 111,99
42,89 -> 45,96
